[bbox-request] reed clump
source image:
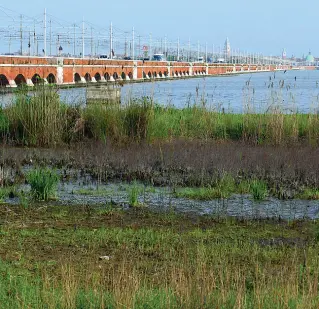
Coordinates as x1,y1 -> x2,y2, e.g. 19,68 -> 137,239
26,167 -> 59,201
5,86 -> 68,146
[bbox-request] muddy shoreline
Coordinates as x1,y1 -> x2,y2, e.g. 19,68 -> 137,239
1,140 -> 319,194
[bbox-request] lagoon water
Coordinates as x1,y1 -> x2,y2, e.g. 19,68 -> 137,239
1,69 -> 319,113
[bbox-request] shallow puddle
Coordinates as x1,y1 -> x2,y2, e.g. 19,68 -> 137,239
5,180 -> 319,220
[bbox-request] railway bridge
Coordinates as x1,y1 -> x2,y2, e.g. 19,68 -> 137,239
0,56 -> 290,87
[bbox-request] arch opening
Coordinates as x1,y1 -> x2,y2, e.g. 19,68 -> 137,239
74,73 -> 81,83
148,72 -> 152,78
153,72 -> 157,78
143,72 -> 147,78
113,72 -> 118,80
14,74 -> 26,86
104,73 -> 110,81
32,74 -> 42,85
128,72 -> 133,79
121,72 -> 126,80
164,71 -> 168,77
0,74 -> 9,87
47,73 -> 56,84
84,73 -> 91,82
159,71 -> 163,77
94,73 -> 101,82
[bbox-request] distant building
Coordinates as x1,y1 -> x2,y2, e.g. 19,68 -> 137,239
305,51 -> 315,65
224,37 -> 231,60
282,48 -> 287,59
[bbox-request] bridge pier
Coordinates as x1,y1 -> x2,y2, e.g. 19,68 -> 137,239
8,80 -> 17,88
91,77 -> 97,83
133,61 -> 138,80
26,79 -> 34,87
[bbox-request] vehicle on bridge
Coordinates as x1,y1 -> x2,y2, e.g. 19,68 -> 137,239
152,54 -> 166,61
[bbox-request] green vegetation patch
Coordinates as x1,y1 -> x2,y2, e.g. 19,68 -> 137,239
26,168 -> 59,201
3,89 -> 319,146
174,177 -> 268,200
0,205 -> 318,308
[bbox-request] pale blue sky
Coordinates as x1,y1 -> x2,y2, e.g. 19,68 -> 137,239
0,0 -> 316,57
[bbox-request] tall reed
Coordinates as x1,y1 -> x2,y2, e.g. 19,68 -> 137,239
5,85 -> 68,146
3,91 -> 319,146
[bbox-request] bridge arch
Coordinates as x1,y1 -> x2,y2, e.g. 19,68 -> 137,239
121,72 -> 126,80
94,72 -> 101,82
104,73 -> 110,81
113,72 -> 118,80
128,72 -> 133,79
0,74 -> 9,87
14,74 -> 26,86
84,73 -> 91,82
47,73 -> 56,84
32,73 -> 42,85
158,71 -> 163,77
74,73 -> 81,83
164,71 -> 168,77
153,72 -> 157,78
148,71 -> 152,78
143,72 -> 147,78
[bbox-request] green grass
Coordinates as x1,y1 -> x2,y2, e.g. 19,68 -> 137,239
250,179 -> 268,200
174,177 -> 268,200
0,205 -> 319,308
82,102 -> 319,145
0,186 -> 16,202
3,91 -> 319,146
128,181 -> 145,207
297,188 -> 319,200
26,168 -> 59,201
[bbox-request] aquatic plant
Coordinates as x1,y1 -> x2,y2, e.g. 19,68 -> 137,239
26,168 -> 59,201
297,188 -> 319,200
250,179 -> 268,201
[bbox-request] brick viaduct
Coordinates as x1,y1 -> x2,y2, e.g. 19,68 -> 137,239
0,56 -> 292,87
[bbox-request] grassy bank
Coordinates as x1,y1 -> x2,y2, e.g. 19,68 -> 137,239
1,87 -> 319,146
1,205 -> 319,308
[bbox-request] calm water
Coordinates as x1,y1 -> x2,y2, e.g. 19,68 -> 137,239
2,69 -> 319,113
